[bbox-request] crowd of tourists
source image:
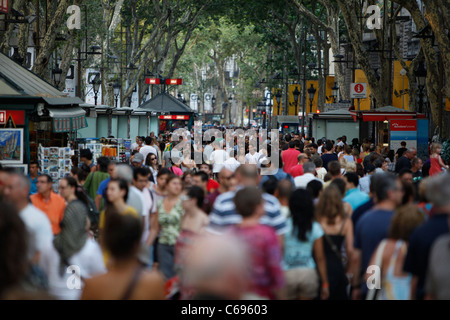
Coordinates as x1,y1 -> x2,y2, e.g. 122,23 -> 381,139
0,128 -> 449,300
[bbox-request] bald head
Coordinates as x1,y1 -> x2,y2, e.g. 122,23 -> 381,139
234,164 -> 258,187
3,172 -> 31,210
180,233 -> 250,299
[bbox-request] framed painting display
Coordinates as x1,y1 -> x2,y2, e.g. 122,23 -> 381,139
4,164 -> 28,175
0,128 -> 24,164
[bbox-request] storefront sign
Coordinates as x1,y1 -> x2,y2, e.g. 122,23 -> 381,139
159,115 -> 189,120
0,110 -> 25,126
0,0 -> 9,14
390,119 -> 417,152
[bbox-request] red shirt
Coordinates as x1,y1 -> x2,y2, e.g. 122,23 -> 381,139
282,148 -> 301,173
288,164 -> 304,178
207,179 -> 219,193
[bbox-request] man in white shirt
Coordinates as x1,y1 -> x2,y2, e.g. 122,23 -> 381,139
224,149 -> 241,172
245,144 -> 260,165
139,136 -> 157,164
3,172 -> 53,267
131,136 -> 144,151
294,162 -> 322,189
209,138 -> 229,179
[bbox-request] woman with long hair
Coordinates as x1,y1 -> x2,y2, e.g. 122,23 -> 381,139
316,184 -> 356,300
145,153 -> 160,184
43,177 -> 106,300
148,174 -> 184,280
283,189 -> 329,300
81,209 -> 165,300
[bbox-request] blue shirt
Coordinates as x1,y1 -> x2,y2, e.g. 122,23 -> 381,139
208,187 -> 288,236
283,220 -> 324,270
343,188 -> 370,211
259,169 -> 295,187
403,213 -> 449,300
354,209 -> 395,294
351,198 -> 375,235
28,174 -> 39,195
97,177 -> 111,199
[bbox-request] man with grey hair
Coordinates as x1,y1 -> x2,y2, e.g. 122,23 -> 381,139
404,172 -> 450,300
3,171 -> 53,268
293,161 -> 322,189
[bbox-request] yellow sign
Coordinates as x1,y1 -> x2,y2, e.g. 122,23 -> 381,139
325,76 -> 335,104
288,84 -> 301,115
272,88 -> 283,115
393,61 -> 411,110
446,97 -> 450,112
354,69 -> 371,110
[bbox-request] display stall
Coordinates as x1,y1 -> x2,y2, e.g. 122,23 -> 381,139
76,137 -> 132,165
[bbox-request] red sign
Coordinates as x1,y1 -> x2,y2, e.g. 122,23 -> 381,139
354,84 -> 364,93
145,78 -> 160,85
165,78 -> 182,85
0,110 -> 25,126
390,119 -> 417,131
159,115 -> 189,120
0,0 -> 9,13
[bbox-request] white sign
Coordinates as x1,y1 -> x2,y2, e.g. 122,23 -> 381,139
350,83 -> 367,99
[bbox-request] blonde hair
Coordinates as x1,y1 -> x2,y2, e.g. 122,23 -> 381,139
430,143 -> 442,155
316,184 -> 345,225
345,161 -> 356,173
388,204 -> 426,241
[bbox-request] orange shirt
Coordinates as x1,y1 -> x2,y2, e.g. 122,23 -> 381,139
30,192 -> 66,235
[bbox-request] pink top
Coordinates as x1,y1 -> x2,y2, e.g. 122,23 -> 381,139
230,224 -> 285,299
169,166 -> 183,176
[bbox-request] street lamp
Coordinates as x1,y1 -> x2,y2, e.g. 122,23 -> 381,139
91,74 -> 101,106
308,84 -> 317,113
414,60 -> 427,113
113,80 -> 121,108
51,66 -> 63,87
292,86 -> 300,115
275,90 -> 282,115
331,82 -> 339,103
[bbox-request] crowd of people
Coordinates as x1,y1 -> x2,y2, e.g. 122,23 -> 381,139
0,128 -> 449,300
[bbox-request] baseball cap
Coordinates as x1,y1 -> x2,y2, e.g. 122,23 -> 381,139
132,152 -> 144,163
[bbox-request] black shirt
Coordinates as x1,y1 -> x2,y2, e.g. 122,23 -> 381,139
321,153 -> 338,171
395,155 -> 412,173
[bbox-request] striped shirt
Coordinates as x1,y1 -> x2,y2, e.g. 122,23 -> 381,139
208,187 -> 288,236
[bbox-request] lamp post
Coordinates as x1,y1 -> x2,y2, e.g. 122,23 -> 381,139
292,86 -> 300,116
415,60 -> 427,114
307,84 -> 317,139
113,80 -> 121,108
265,91 -> 273,130
331,82 -> 339,103
275,90 -> 282,116
91,74 -> 101,106
51,66 -> 62,87
212,96 -> 216,113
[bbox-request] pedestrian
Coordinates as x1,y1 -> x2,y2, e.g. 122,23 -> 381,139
365,204 -> 425,300
148,174 -> 184,280
83,156 -> 111,207
321,141 -> 338,171
282,140 -> 301,174
230,187 -> 285,299
81,209 -> 165,300
283,189 -> 329,300
428,143 -> 449,176
30,174 -> 66,235
403,172 -> 450,300
395,148 -> 417,174
45,177 -> 106,300
145,153 -> 160,184
316,184 -> 356,300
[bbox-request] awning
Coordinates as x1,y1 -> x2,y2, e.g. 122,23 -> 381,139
48,107 -> 88,132
350,106 -> 426,122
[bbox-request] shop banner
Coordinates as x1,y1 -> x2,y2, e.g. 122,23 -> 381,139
389,119 -> 417,152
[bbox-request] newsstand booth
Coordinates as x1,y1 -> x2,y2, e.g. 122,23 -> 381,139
0,52 -> 86,171
350,105 -> 428,158
136,92 -> 195,134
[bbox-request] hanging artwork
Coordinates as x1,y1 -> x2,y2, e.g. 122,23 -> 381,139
0,128 -> 23,164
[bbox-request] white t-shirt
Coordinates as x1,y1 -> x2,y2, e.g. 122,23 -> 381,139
245,152 -> 260,165
20,204 -> 53,261
224,157 -> 241,172
43,238 -> 106,300
318,145 -> 323,155
139,145 -> 157,163
203,144 -> 214,164
141,187 -> 156,243
210,149 -> 229,173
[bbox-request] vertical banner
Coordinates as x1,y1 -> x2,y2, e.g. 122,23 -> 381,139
389,119 -> 417,152
446,97 -> 450,112
392,61 -> 411,110
325,76 -> 335,104
416,119 -> 429,160
306,80 -> 319,114
354,69 -> 371,110
288,84 -> 301,116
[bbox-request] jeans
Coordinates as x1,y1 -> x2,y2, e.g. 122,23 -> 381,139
157,243 -> 175,280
